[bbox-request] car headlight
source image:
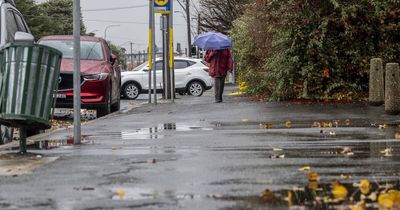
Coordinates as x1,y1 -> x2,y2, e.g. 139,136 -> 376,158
83,73 -> 108,81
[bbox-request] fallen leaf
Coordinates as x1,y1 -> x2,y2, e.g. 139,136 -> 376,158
345,119 -> 351,126
299,166 -> 311,172
358,179 -> 371,195
340,174 -> 353,180
341,147 -> 352,154
262,189 -> 273,202
379,124 -> 387,130
241,119 -> 249,122
381,148 -> 393,157
329,131 -> 336,136
312,122 -> 322,128
115,189 -> 126,199
378,193 -> 394,209
309,172 -> 319,182
331,180 -> 348,201
265,123 -> 273,129
285,121 -> 292,128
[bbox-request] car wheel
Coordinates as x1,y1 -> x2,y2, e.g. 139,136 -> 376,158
123,82 -> 140,100
187,81 -> 204,97
97,88 -> 111,118
0,125 -> 13,145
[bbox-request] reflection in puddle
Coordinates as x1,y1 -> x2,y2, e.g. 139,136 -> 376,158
33,135 -> 94,150
111,187 -> 199,201
121,123 -> 213,140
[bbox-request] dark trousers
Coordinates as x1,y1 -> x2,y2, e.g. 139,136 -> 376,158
214,76 -> 226,102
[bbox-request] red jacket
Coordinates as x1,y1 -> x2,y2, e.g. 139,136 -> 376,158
204,49 -> 233,78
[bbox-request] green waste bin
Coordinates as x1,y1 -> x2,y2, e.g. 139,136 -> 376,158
0,43 -> 62,130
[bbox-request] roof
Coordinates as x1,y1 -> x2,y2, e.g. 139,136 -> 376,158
39,35 -> 105,42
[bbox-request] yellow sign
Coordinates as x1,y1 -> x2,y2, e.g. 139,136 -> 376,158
155,0 -> 168,6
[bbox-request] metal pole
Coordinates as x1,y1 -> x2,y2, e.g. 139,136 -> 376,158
19,128 -> 27,154
148,0 -> 154,103
130,42 -> 133,70
73,0 -> 81,144
185,0 -> 191,57
152,2 -> 157,104
170,0 -> 175,102
162,15 -> 168,99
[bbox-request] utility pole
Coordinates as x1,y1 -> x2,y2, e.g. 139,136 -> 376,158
185,0 -> 191,57
73,0 -> 81,144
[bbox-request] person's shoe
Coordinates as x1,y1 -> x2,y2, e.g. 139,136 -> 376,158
215,100 -> 222,103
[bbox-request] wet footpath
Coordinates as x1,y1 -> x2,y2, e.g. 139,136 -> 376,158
0,85 -> 400,210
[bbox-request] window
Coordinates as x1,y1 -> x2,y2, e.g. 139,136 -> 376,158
188,61 -> 196,67
5,10 -> 18,42
13,12 -> 28,32
174,60 -> 189,69
39,40 -> 105,60
155,61 -> 163,71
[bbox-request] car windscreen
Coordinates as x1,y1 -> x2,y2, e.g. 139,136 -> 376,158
133,62 -> 148,71
39,40 -> 104,60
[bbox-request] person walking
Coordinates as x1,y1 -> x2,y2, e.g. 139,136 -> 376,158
204,49 -> 233,103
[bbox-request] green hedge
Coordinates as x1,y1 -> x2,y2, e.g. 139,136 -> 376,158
231,0 -> 400,101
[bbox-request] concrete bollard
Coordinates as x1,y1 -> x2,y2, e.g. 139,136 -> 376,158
369,58 -> 384,106
385,63 -> 400,115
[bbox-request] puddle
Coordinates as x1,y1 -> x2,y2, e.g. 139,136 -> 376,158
31,135 -> 94,150
0,153 -> 59,176
211,119 -> 399,130
111,187 -> 200,201
121,123 -> 213,140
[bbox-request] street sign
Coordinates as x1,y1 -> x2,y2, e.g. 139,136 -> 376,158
154,0 -> 170,14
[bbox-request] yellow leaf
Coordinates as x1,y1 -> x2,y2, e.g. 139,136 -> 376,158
262,189 -> 273,202
265,123 -> 273,129
331,180 -> 348,201
285,121 -> 292,128
309,172 -> 319,182
115,189 -> 126,199
378,193 -> 394,209
359,179 -> 371,195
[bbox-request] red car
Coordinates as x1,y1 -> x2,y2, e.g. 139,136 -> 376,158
39,36 -> 121,117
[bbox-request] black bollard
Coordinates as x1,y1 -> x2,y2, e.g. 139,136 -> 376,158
385,63 -> 400,115
369,58 -> 384,106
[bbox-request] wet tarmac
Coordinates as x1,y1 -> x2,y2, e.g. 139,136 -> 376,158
0,86 -> 399,209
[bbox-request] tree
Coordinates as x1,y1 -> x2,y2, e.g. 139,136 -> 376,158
15,0 -> 47,40
198,0 -> 249,33
16,0 -> 86,40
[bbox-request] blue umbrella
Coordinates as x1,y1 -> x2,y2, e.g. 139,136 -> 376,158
193,32 -> 232,50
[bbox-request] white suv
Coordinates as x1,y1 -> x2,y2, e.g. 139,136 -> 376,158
0,0 -> 34,144
121,57 -> 213,99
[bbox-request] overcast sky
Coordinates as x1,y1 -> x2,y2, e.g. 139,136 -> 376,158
36,0 -> 198,53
